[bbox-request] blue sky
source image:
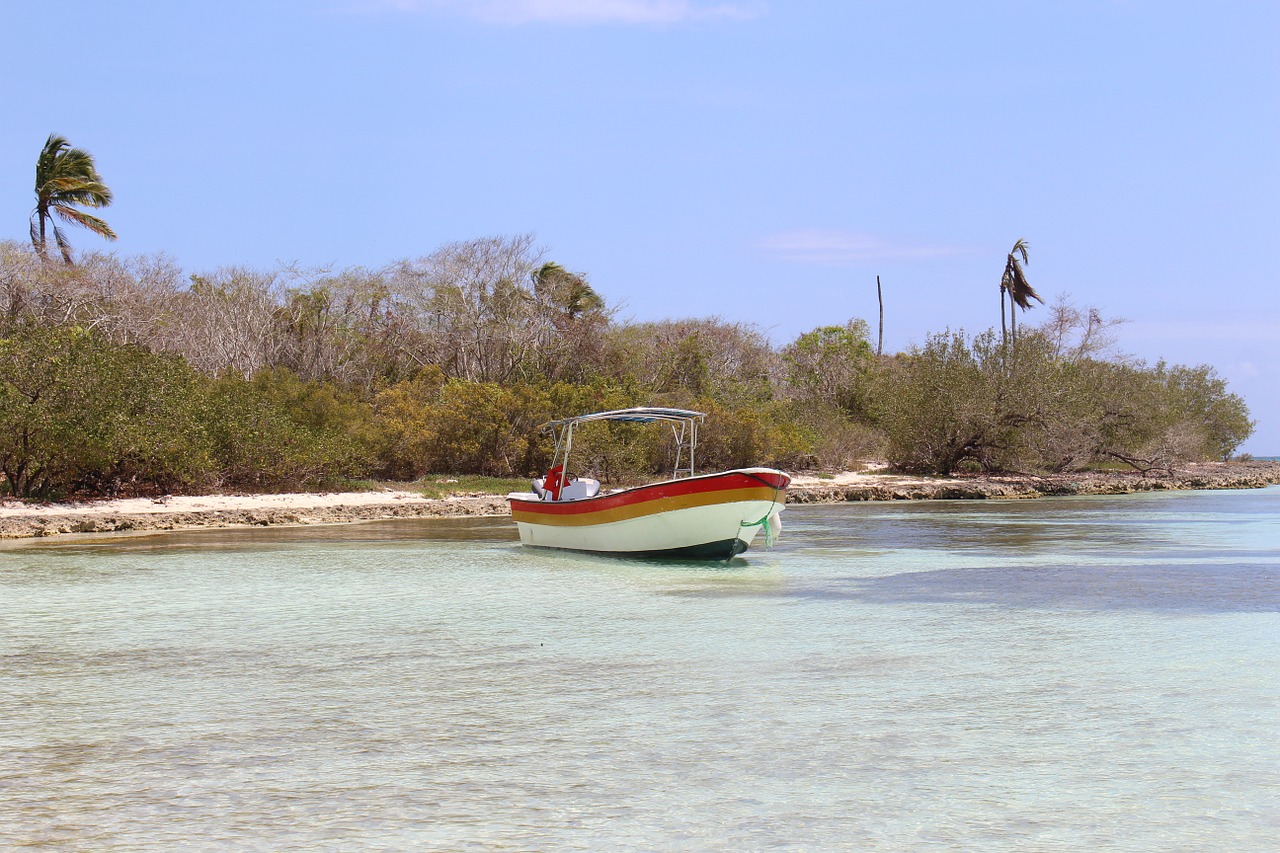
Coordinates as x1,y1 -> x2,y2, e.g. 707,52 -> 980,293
3,1 -> 1277,452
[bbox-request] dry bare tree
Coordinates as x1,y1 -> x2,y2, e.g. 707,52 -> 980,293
388,235 -> 590,383
1039,295 -> 1126,362
175,268 -> 285,377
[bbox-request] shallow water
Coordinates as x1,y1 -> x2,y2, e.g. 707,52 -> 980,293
2,488 -> 1278,851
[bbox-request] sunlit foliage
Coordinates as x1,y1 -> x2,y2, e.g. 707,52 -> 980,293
0,239 -> 1254,497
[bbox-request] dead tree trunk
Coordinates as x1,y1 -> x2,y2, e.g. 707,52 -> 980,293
876,275 -> 884,357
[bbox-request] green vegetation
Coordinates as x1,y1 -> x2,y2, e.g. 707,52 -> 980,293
871,329 -> 1251,476
0,228 -> 1254,498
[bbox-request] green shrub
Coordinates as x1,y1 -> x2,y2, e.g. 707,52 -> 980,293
0,326 -> 213,498
203,372 -> 369,492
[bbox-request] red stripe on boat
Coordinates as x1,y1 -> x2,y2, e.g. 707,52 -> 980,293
512,470 -> 788,518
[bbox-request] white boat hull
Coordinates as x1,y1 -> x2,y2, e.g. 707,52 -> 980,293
509,468 -> 788,560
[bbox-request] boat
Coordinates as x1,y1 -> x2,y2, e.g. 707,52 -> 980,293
508,407 -> 789,560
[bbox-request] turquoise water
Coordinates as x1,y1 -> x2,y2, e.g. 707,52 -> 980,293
2,488 -> 1278,851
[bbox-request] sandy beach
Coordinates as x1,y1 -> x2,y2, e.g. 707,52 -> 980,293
4,461 -> 1278,541
0,490 -> 510,540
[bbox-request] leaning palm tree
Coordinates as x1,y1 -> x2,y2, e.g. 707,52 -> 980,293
1000,238 -> 1042,344
531,261 -> 604,319
30,134 -> 117,264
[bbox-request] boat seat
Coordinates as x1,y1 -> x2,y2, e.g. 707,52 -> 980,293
532,476 -> 601,501
558,478 -> 601,500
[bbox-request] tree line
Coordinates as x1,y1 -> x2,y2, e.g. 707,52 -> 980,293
0,234 -> 1252,500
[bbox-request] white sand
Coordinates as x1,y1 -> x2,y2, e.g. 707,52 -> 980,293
0,489 -> 436,519
0,467 -> 931,521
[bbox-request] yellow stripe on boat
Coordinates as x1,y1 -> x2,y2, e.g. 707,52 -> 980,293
511,485 -> 782,527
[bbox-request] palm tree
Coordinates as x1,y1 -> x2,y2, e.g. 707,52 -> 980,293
1000,239 -> 1042,344
30,134 -> 116,264
531,261 -> 604,319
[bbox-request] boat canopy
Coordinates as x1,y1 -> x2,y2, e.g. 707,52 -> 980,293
541,408 -> 706,481
541,407 -> 705,429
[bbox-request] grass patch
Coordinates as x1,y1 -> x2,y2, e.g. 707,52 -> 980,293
415,475 -> 531,499
325,478 -> 382,493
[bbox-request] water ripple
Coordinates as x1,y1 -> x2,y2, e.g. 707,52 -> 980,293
2,490 -> 1278,850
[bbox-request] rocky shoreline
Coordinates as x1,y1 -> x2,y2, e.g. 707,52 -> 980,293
787,460 -> 1280,503
2,461 -> 1277,541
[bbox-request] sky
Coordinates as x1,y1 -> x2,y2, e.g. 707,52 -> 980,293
3,0 -> 1278,452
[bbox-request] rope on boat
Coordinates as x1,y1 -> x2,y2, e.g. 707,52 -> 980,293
738,471 -> 784,549
740,511 -> 777,548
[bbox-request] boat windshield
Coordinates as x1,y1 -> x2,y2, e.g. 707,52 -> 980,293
541,408 -> 706,481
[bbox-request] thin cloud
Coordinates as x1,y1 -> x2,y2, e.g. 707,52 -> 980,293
760,230 -> 968,265
361,0 -> 764,25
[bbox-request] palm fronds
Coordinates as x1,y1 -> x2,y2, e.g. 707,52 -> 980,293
31,133 -> 116,264
1001,239 -> 1042,310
